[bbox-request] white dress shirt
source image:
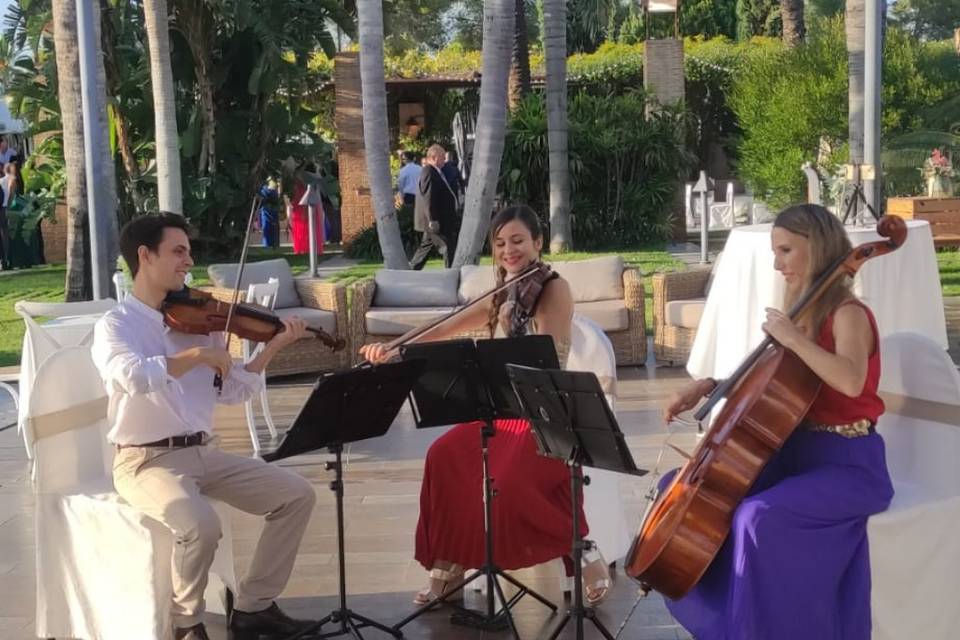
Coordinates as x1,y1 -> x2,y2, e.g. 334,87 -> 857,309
92,294 -> 264,445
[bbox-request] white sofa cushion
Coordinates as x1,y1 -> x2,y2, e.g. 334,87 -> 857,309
458,265 -> 497,304
273,306 -> 336,335
665,298 -> 706,329
574,300 -> 629,332
365,307 -> 458,336
551,256 -> 624,302
374,269 -> 460,307
207,259 -> 300,309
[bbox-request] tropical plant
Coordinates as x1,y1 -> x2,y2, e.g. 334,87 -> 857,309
500,91 -> 693,248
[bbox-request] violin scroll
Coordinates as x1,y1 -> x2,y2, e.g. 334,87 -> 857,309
877,214 -> 907,249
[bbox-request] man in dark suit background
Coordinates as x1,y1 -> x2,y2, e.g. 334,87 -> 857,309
411,144 -> 459,270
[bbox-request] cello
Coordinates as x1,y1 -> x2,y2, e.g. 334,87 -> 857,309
624,215 -> 908,599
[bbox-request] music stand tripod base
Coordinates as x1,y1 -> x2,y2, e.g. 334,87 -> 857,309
265,361 -> 423,640
506,363 -> 647,640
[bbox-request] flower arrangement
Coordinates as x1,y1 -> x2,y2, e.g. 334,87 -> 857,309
921,149 -> 956,180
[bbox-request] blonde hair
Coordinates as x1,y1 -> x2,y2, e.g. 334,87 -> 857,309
773,204 -> 854,334
486,205 -> 543,337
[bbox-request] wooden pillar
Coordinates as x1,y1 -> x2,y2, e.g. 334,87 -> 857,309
644,39 -> 687,242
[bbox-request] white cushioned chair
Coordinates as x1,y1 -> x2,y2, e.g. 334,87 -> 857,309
350,256 -> 646,366
204,258 -> 348,376
868,332 -> 960,639
30,347 -> 236,640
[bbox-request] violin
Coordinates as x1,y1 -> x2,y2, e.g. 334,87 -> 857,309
494,262 -> 558,336
357,262 -> 553,366
162,286 -> 345,351
624,215 -> 908,599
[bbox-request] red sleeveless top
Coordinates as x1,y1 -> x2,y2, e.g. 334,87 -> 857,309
805,299 -> 885,425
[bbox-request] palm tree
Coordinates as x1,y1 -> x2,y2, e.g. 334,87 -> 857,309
51,0 -> 89,300
51,0 -> 119,300
543,0 -> 571,252
357,0 -> 410,269
453,0 -> 516,266
781,0 -> 806,46
143,0 -> 183,214
846,0 -> 864,219
508,0 -> 531,108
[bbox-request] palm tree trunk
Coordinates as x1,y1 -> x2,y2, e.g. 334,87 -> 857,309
453,0 -> 515,266
143,0 -> 183,214
173,0 -> 216,176
52,0 -> 90,300
93,0 -> 120,284
781,0 -> 805,47
357,0 -> 409,269
508,0 -> 531,109
846,0 -> 865,220
543,0 -> 571,252
101,0 -> 146,218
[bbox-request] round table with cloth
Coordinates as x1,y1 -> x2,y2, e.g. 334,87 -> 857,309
687,220 -> 947,380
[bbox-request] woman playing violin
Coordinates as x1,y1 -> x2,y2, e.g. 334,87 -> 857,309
661,204 -> 894,640
361,205 -> 619,607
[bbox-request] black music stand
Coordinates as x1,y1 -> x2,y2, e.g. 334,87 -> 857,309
506,364 -> 647,640
263,359 -> 425,640
392,336 -> 560,637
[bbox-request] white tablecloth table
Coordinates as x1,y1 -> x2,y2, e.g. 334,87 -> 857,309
687,220 -> 947,380
18,314 -> 102,439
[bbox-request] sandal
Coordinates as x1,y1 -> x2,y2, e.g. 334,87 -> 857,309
413,563 -> 465,605
582,546 -> 612,607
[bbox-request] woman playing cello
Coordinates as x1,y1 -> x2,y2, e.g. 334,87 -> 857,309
660,204 -> 894,639
360,205 -> 616,607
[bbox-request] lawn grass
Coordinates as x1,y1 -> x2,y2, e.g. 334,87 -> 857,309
936,249 -> 960,297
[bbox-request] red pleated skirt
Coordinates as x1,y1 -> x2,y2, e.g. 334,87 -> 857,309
415,418 -> 587,571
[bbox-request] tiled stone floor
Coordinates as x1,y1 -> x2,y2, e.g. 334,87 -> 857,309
0,360 -> 701,639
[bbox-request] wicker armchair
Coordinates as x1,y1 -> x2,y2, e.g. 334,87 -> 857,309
349,267 -> 647,367
652,268 -> 711,366
204,277 -> 349,377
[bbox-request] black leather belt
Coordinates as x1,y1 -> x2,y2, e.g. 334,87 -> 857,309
122,433 -> 207,448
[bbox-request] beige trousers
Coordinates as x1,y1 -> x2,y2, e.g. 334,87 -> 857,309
112,443 -> 316,629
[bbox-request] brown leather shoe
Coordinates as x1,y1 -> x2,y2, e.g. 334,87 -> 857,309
174,623 -> 210,640
230,601 -> 316,637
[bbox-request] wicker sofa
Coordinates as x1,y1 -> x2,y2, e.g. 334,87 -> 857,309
203,258 -> 349,377
652,267 -> 712,366
349,256 -> 647,366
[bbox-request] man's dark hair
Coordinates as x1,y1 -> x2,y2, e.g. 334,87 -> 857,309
401,151 -> 415,164
120,212 -> 191,278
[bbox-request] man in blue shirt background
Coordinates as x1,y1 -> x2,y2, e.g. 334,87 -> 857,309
396,151 -> 420,207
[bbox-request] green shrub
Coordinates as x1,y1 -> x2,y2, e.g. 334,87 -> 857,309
500,91 -> 693,248
344,205 -> 420,261
730,17 -> 960,206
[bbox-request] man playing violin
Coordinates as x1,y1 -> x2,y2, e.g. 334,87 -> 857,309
92,213 -> 317,640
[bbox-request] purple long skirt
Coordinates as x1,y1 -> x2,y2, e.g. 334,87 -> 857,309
659,428 -> 893,640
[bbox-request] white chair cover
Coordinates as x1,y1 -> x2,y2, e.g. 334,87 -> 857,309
243,278 -> 281,455
567,314 -> 632,562
31,347 -> 236,640
868,332 -> 960,640
16,298 -> 117,459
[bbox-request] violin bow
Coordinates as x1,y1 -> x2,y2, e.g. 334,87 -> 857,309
214,194 -> 262,392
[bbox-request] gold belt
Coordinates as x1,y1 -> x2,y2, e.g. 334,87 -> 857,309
803,418 -> 873,438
